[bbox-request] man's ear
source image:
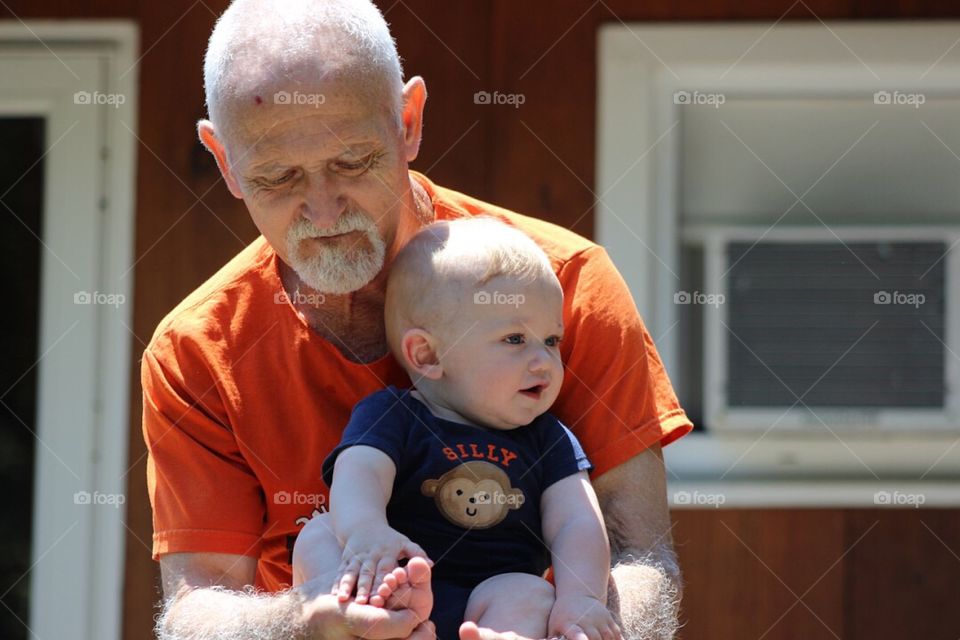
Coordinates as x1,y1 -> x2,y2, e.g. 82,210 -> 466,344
399,76 -> 427,163
197,119 -> 244,199
400,327 -> 442,380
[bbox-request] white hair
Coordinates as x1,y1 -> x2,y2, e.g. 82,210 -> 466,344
285,209 -> 387,295
203,0 -> 404,130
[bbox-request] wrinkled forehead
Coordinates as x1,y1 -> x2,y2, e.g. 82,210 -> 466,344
219,74 -> 399,167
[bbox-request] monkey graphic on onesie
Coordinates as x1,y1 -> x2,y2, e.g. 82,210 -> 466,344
322,385 -> 592,639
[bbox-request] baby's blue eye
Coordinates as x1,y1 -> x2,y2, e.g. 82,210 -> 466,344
545,336 -> 562,348
504,334 -> 524,345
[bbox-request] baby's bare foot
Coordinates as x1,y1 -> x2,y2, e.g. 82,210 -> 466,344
459,621 -> 539,640
459,621 -> 483,640
369,557 -> 433,623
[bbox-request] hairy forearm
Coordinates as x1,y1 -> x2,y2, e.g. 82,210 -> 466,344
606,546 -> 682,640
156,585 -> 309,640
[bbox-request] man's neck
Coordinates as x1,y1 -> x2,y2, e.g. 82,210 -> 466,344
279,177 -> 435,363
278,254 -> 389,363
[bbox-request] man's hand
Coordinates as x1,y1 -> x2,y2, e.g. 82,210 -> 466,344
548,594 -> 621,640
158,551 -> 434,640
334,524 -> 430,605
301,576 -> 435,640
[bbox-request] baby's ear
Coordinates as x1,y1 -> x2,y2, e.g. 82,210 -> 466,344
401,328 -> 443,380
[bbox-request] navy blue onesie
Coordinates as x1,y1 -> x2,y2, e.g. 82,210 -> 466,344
321,386 -> 592,640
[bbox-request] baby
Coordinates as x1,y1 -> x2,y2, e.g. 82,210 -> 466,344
295,218 -> 621,640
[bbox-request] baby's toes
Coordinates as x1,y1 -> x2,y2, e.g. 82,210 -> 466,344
381,572 -> 399,592
390,565 -> 409,586
384,582 -> 414,609
376,580 -> 394,600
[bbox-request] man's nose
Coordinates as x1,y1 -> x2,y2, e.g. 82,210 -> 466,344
300,176 -> 346,229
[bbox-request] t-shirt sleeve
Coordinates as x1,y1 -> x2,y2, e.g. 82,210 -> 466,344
142,345 -> 266,561
321,389 -> 409,488
552,245 -> 693,479
537,415 -> 593,490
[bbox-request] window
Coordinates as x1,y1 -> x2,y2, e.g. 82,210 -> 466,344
598,22 -> 960,504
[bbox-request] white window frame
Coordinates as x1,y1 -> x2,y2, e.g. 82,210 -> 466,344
597,21 -> 960,506
689,224 -> 960,433
0,21 -> 138,640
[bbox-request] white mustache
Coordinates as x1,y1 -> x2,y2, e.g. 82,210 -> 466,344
289,212 -> 372,240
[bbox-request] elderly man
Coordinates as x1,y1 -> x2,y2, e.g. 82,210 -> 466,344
144,1 -> 692,639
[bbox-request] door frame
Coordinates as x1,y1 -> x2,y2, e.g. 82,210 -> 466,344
0,21 -> 138,640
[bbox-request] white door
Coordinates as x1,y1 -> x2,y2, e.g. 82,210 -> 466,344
0,24 -> 137,640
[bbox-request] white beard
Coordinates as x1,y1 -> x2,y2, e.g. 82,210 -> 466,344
285,211 -> 386,295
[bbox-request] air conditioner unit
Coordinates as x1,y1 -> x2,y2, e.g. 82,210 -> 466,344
697,226 -> 960,433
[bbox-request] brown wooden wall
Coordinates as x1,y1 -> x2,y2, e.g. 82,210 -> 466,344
3,1 -> 960,639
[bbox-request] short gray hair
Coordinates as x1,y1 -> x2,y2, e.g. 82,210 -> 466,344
203,0 -> 404,130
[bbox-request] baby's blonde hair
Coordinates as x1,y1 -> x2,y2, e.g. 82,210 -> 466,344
385,217 -> 559,359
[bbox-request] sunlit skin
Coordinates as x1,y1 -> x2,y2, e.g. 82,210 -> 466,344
195,66 -> 598,640
326,273 -> 622,640
197,72 -> 432,360
401,275 -> 565,431
167,7 -> 678,640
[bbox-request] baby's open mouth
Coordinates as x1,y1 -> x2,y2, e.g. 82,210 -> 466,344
519,384 -> 546,399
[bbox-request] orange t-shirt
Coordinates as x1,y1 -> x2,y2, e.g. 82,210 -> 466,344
142,171 -> 692,591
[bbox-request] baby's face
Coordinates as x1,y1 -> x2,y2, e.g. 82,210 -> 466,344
434,275 -> 564,430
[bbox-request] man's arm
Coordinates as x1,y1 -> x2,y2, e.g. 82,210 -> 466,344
156,551 -> 430,640
592,443 -> 682,640
157,552 -> 308,639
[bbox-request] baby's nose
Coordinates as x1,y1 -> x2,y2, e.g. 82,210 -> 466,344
528,357 -> 548,373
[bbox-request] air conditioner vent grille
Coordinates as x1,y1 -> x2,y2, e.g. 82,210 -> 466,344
726,241 -> 946,408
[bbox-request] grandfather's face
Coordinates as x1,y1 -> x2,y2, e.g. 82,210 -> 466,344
221,81 -> 411,294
